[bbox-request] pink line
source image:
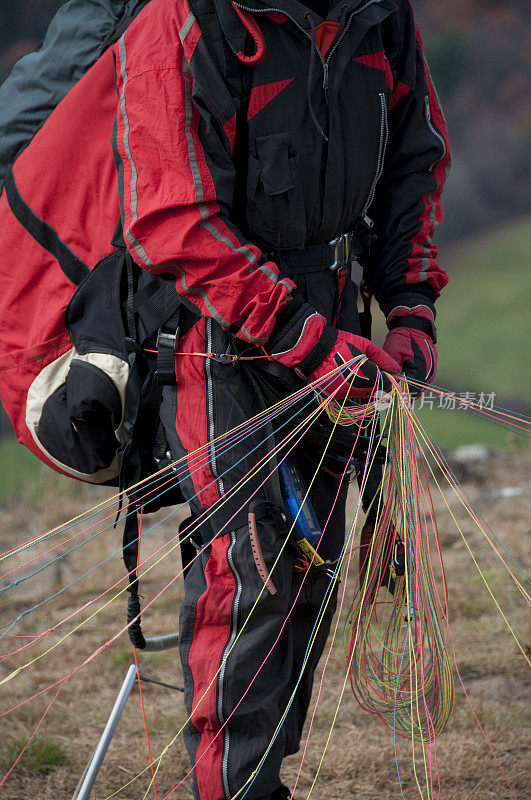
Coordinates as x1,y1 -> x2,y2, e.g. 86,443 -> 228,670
0,679 -> 67,789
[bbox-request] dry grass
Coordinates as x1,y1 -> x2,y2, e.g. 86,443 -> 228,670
0,452 -> 529,800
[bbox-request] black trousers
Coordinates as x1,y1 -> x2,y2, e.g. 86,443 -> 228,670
160,265 -> 361,799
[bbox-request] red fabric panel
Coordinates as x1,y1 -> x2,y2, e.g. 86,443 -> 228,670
248,78 -> 293,120
264,10 -> 287,23
188,532 -> 236,800
352,51 -> 393,90
174,323 -> 220,508
223,113 -> 237,155
313,20 -> 339,59
0,197 -> 74,456
390,78 -> 410,110
332,269 -> 348,328
406,25 -> 451,294
12,48 -> 119,269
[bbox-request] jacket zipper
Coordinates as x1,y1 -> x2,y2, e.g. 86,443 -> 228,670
361,92 -> 388,217
217,530 -> 243,799
322,0 -> 385,81
233,0 -> 385,90
205,317 -> 225,495
424,95 -> 447,171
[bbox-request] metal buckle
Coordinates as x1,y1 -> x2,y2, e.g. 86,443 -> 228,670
210,352 -> 235,364
329,232 -> 354,272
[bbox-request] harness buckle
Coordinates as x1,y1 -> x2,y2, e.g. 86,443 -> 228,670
329,231 -> 357,272
157,329 -> 178,352
155,327 -> 179,385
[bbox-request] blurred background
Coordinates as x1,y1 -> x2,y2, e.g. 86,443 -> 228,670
0,0 -> 530,499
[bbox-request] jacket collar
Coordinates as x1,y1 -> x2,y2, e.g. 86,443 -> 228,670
232,0 -> 398,28
213,0 -> 398,67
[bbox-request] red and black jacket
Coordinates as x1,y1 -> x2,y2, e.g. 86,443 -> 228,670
113,0 -> 450,344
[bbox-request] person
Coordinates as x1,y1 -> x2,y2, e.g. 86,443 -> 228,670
112,0 -> 450,797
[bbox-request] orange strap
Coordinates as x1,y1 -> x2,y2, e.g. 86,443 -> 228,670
144,347 -> 274,363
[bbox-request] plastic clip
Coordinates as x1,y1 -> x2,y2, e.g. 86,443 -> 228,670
155,327 -> 179,385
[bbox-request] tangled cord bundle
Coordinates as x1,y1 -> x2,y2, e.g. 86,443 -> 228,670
344,389 -> 454,744
0,357 -> 529,799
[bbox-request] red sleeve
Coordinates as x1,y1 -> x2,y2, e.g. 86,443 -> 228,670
362,0 -> 451,318
112,0 -> 295,344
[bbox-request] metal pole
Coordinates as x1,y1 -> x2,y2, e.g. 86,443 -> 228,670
142,631 -> 179,652
73,664 -> 138,800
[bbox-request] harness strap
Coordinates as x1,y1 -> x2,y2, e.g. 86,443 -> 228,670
123,510 -> 147,649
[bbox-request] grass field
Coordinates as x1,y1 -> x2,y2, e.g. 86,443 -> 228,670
435,217 -> 531,399
0,438 -> 73,504
0,451 -> 529,799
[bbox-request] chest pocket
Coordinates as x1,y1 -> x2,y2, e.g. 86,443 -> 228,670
246,132 -> 306,250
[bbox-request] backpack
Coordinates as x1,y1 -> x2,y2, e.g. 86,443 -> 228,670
0,0 -> 251,493
0,0 -> 156,485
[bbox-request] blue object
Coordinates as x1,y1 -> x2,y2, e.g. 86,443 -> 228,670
278,458 -> 322,548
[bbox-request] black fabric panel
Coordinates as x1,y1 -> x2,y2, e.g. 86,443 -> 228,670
387,314 -> 437,341
37,360 -> 122,475
4,170 -> 90,287
67,248 -> 125,352
297,324 -> 338,376
379,286 -> 437,318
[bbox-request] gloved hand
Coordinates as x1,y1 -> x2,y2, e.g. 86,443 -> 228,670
382,304 -> 437,395
268,297 -> 399,399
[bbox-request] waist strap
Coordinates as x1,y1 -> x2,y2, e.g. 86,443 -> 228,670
265,229 -> 365,275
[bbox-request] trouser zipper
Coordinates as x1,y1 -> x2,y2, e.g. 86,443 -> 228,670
217,530 -> 243,798
205,317 -> 225,495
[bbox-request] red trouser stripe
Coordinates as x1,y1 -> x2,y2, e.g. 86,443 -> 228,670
174,322 -> 220,507
188,533 -> 236,800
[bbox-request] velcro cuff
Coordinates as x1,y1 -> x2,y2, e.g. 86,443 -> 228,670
380,289 -> 436,320
297,325 -> 338,377
388,316 -> 437,343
